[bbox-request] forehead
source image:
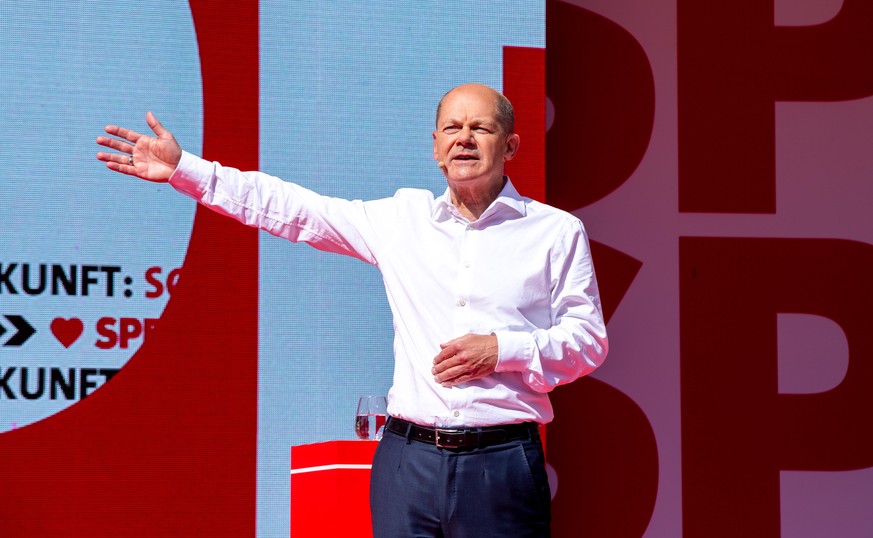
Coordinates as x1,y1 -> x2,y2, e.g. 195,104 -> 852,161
437,88 -> 499,124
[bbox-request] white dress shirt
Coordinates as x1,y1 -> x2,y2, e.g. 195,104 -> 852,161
169,151 -> 607,427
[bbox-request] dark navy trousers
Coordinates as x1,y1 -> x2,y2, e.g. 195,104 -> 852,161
369,424 -> 551,537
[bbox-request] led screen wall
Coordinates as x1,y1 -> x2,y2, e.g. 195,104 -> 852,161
4,1 -> 873,537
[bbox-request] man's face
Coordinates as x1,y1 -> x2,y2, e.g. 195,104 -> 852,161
432,86 -> 519,190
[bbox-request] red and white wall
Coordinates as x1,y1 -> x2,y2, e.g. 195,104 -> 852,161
1,1 -> 871,536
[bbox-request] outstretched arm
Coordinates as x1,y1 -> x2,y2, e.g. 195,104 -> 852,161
96,112 -> 182,182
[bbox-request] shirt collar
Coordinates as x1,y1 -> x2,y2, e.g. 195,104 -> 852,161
432,176 -> 528,222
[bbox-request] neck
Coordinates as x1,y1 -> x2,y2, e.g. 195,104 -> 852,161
450,176 -> 506,221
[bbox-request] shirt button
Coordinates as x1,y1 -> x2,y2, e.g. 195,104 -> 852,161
458,299 -> 466,307
453,411 -> 460,417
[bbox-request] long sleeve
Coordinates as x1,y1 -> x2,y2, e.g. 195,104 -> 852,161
168,150 -> 386,264
492,219 -> 608,393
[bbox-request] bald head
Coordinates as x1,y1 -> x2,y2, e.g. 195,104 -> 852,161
436,84 -> 515,135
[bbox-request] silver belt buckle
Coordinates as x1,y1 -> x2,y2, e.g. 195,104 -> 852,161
435,429 -> 461,449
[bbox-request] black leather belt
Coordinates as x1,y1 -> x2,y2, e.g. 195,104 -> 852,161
385,416 -> 538,450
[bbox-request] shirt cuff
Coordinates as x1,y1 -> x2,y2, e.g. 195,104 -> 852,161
168,150 -> 214,199
493,330 -> 534,373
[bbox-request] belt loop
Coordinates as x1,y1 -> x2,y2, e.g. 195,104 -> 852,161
402,419 -> 413,444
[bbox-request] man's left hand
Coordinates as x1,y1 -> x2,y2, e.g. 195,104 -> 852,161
432,334 -> 498,387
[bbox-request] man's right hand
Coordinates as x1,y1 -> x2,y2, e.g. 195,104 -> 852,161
96,112 -> 182,183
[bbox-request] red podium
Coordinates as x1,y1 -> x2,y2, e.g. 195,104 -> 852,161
290,440 -> 379,537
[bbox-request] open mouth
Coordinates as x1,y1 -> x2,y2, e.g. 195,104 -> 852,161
453,155 -> 478,161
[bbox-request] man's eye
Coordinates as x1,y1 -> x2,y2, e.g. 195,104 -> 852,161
474,127 -> 491,133
444,127 -> 460,134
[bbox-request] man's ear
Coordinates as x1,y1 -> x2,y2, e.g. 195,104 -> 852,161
433,131 -> 439,160
504,133 -> 520,161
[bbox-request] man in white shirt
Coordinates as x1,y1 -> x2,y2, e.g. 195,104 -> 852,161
97,83 -> 607,537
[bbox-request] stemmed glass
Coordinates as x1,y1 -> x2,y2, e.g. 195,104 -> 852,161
355,396 -> 387,440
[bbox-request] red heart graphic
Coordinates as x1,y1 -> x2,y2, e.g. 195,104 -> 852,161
51,318 -> 84,348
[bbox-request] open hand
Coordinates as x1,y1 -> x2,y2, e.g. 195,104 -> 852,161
96,112 -> 182,182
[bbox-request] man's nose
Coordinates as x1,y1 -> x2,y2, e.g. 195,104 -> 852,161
456,127 -> 476,146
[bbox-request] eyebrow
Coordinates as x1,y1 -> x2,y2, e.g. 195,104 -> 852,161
439,117 -> 497,128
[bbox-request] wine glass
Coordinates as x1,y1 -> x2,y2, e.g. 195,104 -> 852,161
355,396 -> 388,440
